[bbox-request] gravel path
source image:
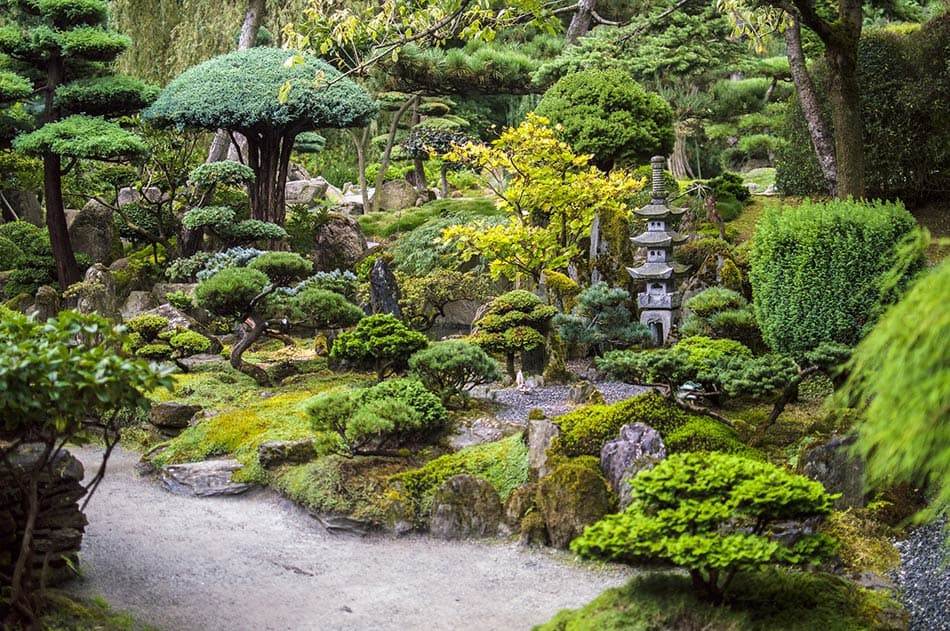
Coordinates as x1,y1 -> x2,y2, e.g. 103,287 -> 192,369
489,382 -> 649,424
893,519 -> 950,631
69,447 -> 628,631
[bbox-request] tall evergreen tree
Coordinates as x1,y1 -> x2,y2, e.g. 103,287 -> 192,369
0,0 -> 156,287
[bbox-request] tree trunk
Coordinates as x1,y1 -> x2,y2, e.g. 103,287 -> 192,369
231,314 -> 270,386
43,56 -> 80,288
350,128 -> 370,212
785,15 -> 837,195
826,43 -> 865,198
669,127 -> 694,180
439,162 -> 449,198
372,95 -> 418,212
566,0 -> 596,44
206,0 -> 265,163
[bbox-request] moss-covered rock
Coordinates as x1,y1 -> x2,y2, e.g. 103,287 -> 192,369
429,474 -> 503,540
504,482 -> 538,529
535,460 -> 614,549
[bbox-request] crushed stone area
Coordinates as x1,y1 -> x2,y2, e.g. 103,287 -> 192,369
893,518 -> 950,631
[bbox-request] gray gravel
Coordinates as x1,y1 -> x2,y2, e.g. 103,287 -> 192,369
69,447 -> 628,631
893,519 -> 950,631
489,382 -> 648,424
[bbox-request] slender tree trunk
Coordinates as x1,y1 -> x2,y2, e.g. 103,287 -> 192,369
669,128 -> 694,180
43,56 -> 80,288
409,102 -> 427,194
566,0 -> 596,44
785,15 -> 837,195
350,128 -> 370,212
826,43 -> 865,198
206,0 -> 265,163
372,95 -> 418,212
231,314 -> 270,385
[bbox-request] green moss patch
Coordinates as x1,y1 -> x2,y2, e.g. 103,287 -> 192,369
358,197 -> 499,238
536,570 -> 903,631
40,592 -> 155,631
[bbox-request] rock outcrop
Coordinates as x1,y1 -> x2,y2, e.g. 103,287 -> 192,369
429,475 -> 502,540
68,199 -> 120,264
160,460 -> 252,497
600,423 -> 666,508
311,212 -> 367,272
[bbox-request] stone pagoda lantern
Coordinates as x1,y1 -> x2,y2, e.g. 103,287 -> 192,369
627,156 -> 688,345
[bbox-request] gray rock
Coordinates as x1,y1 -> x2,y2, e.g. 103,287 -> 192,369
160,459 -> 252,497
285,177 -> 329,206
527,420 -> 560,480
2,189 -> 42,226
151,283 -> 197,304
177,353 -> 228,371
568,380 -> 603,405
429,474 -> 502,540
118,186 -> 165,207
377,179 -> 418,211
448,417 -> 522,450
369,258 -> 401,317
258,439 -> 315,469
26,285 -> 60,321
149,402 -> 202,432
801,434 -> 865,509
75,263 -> 119,320
600,423 -> 666,508
437,299 -> 482,327
120,290 -> 158,320
311,212 -> 367,271
68,199 -> 119,264
287,162 -> 311,182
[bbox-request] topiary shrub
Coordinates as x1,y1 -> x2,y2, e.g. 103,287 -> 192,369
471,290 -> 557,380
686,287 -> 746,317
135,342 -> 172,360
534,69 -> 674,171
330,313 -> 428,380
750,199 -> 920,356
168,329 -> 212,357
306,378 -> 448,456
684,288 -> 761,349
246,251 -> 312,285
550,392 -> 691,458
195,267 -> 269,319
408,340 -> 502,407
290,288 -> 363,330
125,313 -> 168,340
572,452 -> 838,602
553,282 -> 651,354
664,418 -> 759,458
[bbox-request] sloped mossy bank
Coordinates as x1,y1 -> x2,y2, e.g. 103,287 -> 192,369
536,571 -> 905,631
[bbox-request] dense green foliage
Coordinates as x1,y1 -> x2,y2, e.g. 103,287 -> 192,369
195,268 -> 269,318
471,290 -> 557,378
843,259 -> 950,519
572,453 -> 837,601
534,69 -> 673,170
330,314 -> 428,380
289,288 -> 364,329
408,340 -> 501,406
596,336 -> 753,388
246,252 -> 313,286
307,378 -> 447,455
749,199 -> 920,356
554,283 -> 651,353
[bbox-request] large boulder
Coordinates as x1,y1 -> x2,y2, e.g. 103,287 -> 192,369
285,177 -> 329,206
377,180 -> 418,211
25,285 -> 60,322
120,290 -> 158,320
1,190 -> 42,226
369,258 -> 401,316
801,434 -> 866,509
429,474 -> 503,540
437,299 -> 482,327
568,380 -> 605,406
527,420 -> 560,480
149,402 -> 202,436
160,459 -> 253,497
138,304 -> 222,353
536,461 -> 613,549
311,212 -> 367,272
600,423 -> 666,508
74,264 -> 119,320
68,199 -> 120,264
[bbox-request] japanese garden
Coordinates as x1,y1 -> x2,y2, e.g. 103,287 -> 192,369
0,0 -> 948,629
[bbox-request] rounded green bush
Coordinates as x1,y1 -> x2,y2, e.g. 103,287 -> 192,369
686,287 -> 747,318
195,267 -> 269,318
409,340 -> 502,406
0,236 -> 24,270
330,313 -> 428,379
125,313 -> 168,340
135,342 -> 172,360
181,205 -> 235,231
188,160 -> 255,187
223,219 -> 287,243
0,221 -> 50,256
664,418 -> 758,458
293,288 -> 363,329
535,69 -> 674,170
168,329 -> 212,356
750,199 -> 920,356
247,251 -> 312,285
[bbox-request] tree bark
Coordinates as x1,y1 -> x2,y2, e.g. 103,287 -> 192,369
350,127 -> 371,212
566,0 -> 596,44
372,95 -> 418,212
231,314 -> 270,386
784,14 -> 837,195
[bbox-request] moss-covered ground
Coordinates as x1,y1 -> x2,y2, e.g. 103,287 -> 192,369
40,593 -> 155,631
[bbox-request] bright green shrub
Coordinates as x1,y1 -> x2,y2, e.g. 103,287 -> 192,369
135,342 -> 172,359
194,267 -> 269,318
165,290 -> 193,311
330,313 -> 428,380
749,199 -> 920,356
0,221 -> 48,255
125,313 -> 168,340
291,288 -> 363,329
54,75 -> 157,116
553,282 -> 651,354
471,290 -> 557,380
596,337 -> 753,388
534,69 -> 674,170
168,329 -> 212,356
0,236 -> 24,270
572,452 -> 837,601
181,205 -> 234,231
408,340 -> 502,406
686,287 -> 746,317
247,251 -> 312,285
551,392 -> 691,457
188,160 -> 255,187
224,219 -> 287,243
664,418 -> 758,457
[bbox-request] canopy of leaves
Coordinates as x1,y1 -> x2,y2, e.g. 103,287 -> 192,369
195,267 -> 269,318
287,288 -> 363,329
535,69 -> 674,170
188,160 -> 256,187
330,313 -> 428,377
472,290 -> 557,356
572,453 -> 837,600
749,199 -> 921,356
12,114 -> 147,160
144,47 -> 377,134
54,75 -> 158,116
409,340 -> 501,406
843,259 -> 950,519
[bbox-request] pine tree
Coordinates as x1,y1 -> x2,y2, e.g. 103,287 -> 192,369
0,0 -> 156,287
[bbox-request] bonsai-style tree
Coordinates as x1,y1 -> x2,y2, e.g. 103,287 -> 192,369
330,313 -> 428,381
194,251 -> 329,385
0,0 -> 157,286
145,47 -> 377,225
0,311 -> 170,626
402,123 -> 470,197
471,290 -> 557,381
572,452 -> 837,603
554,282 -> 651,354
409,340 -> 502,407
534,69 -> 674,172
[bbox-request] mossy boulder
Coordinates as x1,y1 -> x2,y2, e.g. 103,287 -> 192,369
535,460 -> 614,549
504,482 -> 538,529
429,474 -> 503,540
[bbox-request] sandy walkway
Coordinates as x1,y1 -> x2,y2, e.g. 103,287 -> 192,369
68,447 -> 628,631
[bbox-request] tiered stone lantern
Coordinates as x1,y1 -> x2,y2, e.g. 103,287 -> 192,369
627,156 -> 688,345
